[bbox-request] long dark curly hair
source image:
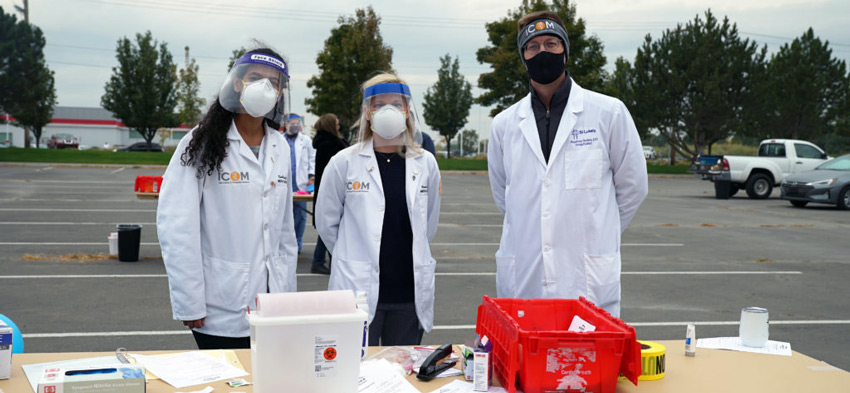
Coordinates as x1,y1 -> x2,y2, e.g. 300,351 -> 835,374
180,47 -> 285,178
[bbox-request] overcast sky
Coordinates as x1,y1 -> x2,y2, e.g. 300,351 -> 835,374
2,0 -> 849,143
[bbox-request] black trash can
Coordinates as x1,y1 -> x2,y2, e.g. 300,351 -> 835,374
714,180 -> 731,200
117,224 -> 143,262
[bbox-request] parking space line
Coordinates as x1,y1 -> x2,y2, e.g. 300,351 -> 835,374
0,208 -> 155,212
111,167 -> 126,174
0,222 -> 157,225
4,179 -> 131,185
24,319 -> 850,337
25,331 -> 191,338
0,198 -> 135,202
0,271 -> 802,279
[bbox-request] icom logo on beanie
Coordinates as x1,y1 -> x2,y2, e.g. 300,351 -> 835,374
530,20 -> 556,33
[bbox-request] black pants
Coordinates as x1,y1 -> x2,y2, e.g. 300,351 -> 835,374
192,330 -> 250,349
368,302 -> 424,346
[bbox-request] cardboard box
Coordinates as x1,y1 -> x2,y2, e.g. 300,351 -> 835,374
473,350 -> 491,392
0,321 -> 11,379
37,364 -> 146,393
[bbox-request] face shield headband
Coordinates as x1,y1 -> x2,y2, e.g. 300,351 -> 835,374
363,82 -> 412,102
231,53 -> 289,80
517,18 -> 570,64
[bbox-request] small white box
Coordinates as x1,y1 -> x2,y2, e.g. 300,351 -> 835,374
37,364 -> 146,393
473,350 -> 491,392
0,321 -> 12,380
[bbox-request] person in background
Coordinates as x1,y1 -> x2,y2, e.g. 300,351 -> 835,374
487,11 -> 648,317
157,48 -> 297,349
310,113 -> 348,275
283,113 -> 316,254
420,132 -> 436,157
317,73 -> 441,345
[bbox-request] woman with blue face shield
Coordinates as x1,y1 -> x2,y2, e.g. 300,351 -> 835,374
316,73 -> 441,345
157,48 -> 298,349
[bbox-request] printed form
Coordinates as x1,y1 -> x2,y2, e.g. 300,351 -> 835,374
131,351 -> 248,388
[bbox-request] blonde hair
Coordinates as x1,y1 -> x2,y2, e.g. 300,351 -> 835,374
356,72 -> 421,155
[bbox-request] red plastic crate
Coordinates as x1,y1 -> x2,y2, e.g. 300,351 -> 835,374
475,296 -> 641,393
134,176 -> 163,193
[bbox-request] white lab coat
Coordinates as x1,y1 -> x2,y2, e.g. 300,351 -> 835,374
157,122 -> 298,337
316,140 -> 441,331
286,132 -> 316,191
488,79 -> 648,317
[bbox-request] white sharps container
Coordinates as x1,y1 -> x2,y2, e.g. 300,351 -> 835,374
248,290 -> 367,393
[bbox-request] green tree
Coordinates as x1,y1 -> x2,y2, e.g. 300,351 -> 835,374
630,10 -> 765,160
1,8 -> 57,148
759,28 -> 849,140
102,31 -> 179,151
0,6 -> 18,123
422,54 -> 473,158
176,46 -> 204,128
227,46 -> 247,70
459,129 -> 479,156
476,0 -> 608,117
306,7 -> 394,136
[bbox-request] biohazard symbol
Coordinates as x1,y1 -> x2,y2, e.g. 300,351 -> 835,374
323,347 -> 337,361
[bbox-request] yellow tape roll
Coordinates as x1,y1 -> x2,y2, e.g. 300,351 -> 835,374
637,340 -> 666,381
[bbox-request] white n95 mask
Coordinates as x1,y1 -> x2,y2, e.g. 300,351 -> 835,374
370,105 -> 407,140
240,79 -> 279,118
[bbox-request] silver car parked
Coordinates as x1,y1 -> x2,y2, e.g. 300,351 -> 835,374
780,154 -> 850,209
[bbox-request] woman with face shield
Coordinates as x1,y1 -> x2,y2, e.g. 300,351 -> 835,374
316,73 -> 441,345
156,48 -> 298,349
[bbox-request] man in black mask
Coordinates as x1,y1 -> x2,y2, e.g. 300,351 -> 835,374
487,11 -> 648,317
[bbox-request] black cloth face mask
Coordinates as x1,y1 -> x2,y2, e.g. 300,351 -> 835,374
525,51 -> 566,84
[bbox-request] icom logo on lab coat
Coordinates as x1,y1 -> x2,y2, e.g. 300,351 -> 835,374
346,181 -> 370,193
218,170 -> 251,184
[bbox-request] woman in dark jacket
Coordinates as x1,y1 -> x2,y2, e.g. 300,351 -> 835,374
311,113 -> 348,274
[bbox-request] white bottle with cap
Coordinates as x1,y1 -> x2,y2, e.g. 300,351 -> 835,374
354,291 -> 369,359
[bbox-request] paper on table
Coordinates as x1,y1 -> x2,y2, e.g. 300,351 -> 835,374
697,337 -> 792,356
425,380 -> 510,393
358,359 -> 420,393
131,351 -> 248,388
175,386 -> 214,393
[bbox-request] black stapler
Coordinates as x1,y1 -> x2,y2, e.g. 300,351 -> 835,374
416,344 -> 457,381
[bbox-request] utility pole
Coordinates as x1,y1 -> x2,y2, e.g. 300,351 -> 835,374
14,0 -> 28,22
15,0 -> 31,148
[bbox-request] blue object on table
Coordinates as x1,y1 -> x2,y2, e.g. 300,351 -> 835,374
0,313 -> 24,353
306,184 -> 314,193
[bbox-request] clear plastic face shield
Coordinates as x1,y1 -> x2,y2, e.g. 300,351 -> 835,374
218,53 -> 290,125
358,82 -> 423,151
284,114 -> 304,135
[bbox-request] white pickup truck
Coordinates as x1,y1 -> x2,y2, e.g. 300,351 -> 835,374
692,139 -> 830,199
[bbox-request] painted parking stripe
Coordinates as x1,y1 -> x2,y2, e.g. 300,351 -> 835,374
432,320 -> 850,330
0,208 -> 155,212
0,199 -> 136,202
0,242 -> 684,247
0,271 -> 802,279
24,319 -> 850,338
0,222 -> 157,225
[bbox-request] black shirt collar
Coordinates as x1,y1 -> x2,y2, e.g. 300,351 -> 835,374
530,71 -> 571,111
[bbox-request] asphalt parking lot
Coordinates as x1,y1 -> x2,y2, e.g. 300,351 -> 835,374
1,163 -> 848,372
